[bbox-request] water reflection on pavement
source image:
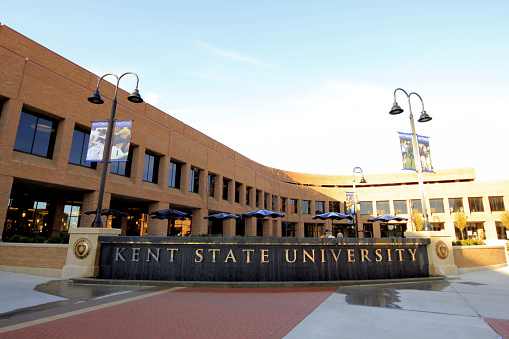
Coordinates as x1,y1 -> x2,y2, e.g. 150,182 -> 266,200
335,280 -> 451,309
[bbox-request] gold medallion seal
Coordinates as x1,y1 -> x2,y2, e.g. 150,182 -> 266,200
435,240 -> 449,260
73,238 -> 92,260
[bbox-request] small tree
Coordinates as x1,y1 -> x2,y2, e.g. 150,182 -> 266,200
411,209 -> 424,231
501,211 -> 509,230
454,211 -> 468,240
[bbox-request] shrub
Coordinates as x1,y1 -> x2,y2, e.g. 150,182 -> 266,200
452,239 -> 484,246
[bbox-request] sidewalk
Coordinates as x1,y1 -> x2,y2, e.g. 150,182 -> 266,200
0,267 -> 508,338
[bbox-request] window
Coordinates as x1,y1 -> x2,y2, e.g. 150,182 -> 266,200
168,161 -> 181,189
360,201 -> 372,215
496,222 -> 507,240
393,200 -> 408,215
63,201 -> 82,231
69,128 -> 95,168
449,198 -> 464,212
429,199 -> 444,213
246,186 -> 252,206
290,199 -> 298,213
14,110 -> 57,158
376,201 -> 390,215
315,201 -> 325,214
256,190 -> 261,208
280,197 -> 287,213
222,178 -> 230,200
489,197 -> 505,212
329,201 -> 340,213
264,193 -> 270,209
110,148 -> 133,177
235,182 -> 241,203
207,174 -> 216,197
272,195 -> 278,211
142,152 -> 159,183
468,197 -> 484,212
411,200 -> 422,213
302,200 -> 310,214
190,167 -> 200,193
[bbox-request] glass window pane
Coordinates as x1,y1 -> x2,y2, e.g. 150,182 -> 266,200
143,154 -> 150,181
411,200 -> 422,213
360,202 -> 372,215
376,201 -> 390,215
14,112 -> 38,153
430,199 -> 444,213
393,200 -> 408,214
489,197 -> 505,212
32,117 -> 54,157
69,130 -> 85,165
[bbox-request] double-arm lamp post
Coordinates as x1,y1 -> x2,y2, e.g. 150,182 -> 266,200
87,72 -> 143,227
352,167 -> 367,236
389,88 -> 432,231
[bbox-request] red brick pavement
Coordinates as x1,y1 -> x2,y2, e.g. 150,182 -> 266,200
0,287 -> 337,339
485,318 -> 509,339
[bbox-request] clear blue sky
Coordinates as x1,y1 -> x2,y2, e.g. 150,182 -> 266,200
2,1 -> 508,181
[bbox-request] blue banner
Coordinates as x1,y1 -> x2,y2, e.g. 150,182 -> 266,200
86,120 -> 132,162
398,132 -> 434,173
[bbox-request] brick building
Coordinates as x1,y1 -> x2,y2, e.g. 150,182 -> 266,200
1,25 -> 508,241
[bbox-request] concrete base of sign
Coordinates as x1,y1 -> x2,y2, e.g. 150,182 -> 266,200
61,227 -> 121,279
405,231 -> 459,276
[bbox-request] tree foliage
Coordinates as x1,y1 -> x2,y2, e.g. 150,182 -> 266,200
501,211 -> 509,230
411,209 -> 424,231
454,211 -> 468,240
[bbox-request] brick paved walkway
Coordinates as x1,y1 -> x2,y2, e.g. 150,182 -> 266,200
485,318 -> 509,339
0,287 -> 337,338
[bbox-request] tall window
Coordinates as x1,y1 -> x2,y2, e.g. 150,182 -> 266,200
393,200 -> 407,214
411,200 -> 423,213
207,174 -> 216,197
376,201 -> 390,215
429,199 -> 444,213
69,128 -> 94,168
280,197 -> 287,213
246,186 -> 252,206
168,161 -> 181,189
235,182 -> 241,203
329,201 -> 340,213
360,201 -> 372,215
256,190 -> 261,208
272,195 -> 278,211
190,167 -> 200,193
302,200 -> 310,214
290,199 -> 298,213
14,110 -> 57,158
315,201 -> 325,214
264,193 -> 270,209
489,197 -> 505,212
222,178 -> 230,200
143,152 -> 159,183
63,201 -> 82,231
448,198 -> 464,212
110,148 -> 133,177
468,197 -> 484,212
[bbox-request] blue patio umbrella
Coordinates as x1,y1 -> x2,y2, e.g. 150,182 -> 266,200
148,209 -> 191,220
311,212 -> 353,221
368,215 -> 408,222
85,209 -> 129,217
241,210 -> 285,218
204,213 -> 240,220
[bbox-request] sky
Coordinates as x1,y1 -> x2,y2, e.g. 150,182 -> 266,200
2,1 -> 508,181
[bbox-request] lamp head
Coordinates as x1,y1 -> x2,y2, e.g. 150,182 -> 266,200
360,176 -> 367,184
418,110 -> 432,122
88,90 -> 104,104
128,88 -> 143,103
389,102 -> 404,115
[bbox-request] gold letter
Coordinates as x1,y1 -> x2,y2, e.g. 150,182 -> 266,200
320,249 -> 326,263
303,249 -> 315,262
408,248 -> 417,261
285,249 -> 297,263
195,249 -> 203,262
261,249 -> 269,263
347,249 -> 355,262
208,249 -> 221,262
395,249 -> 404,261
167,248 -> 179,262
146,248 -> 160,262
224,249 -> 237,263
360,249 -> 372,262
375,249 -> 382,262
387,249 -> 392,262
330,249 -> 342,262
243,249 -> 254,263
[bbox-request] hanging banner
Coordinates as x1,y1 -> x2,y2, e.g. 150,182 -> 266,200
86,121 -> 108,162
110,120 -> 132,162
346,192 -> 355,225
398,132 -> 434,173
86,120 -> 132,162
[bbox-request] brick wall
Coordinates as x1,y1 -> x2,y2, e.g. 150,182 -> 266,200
453,246 -> 508,268
0,243 -> 68,270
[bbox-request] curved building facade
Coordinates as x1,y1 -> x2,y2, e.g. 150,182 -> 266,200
1,25 -> 508,241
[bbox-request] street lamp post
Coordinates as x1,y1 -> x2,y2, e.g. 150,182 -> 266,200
390,88 -> 432,231
87,72 -> 143,227
352,167 -> 367,237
